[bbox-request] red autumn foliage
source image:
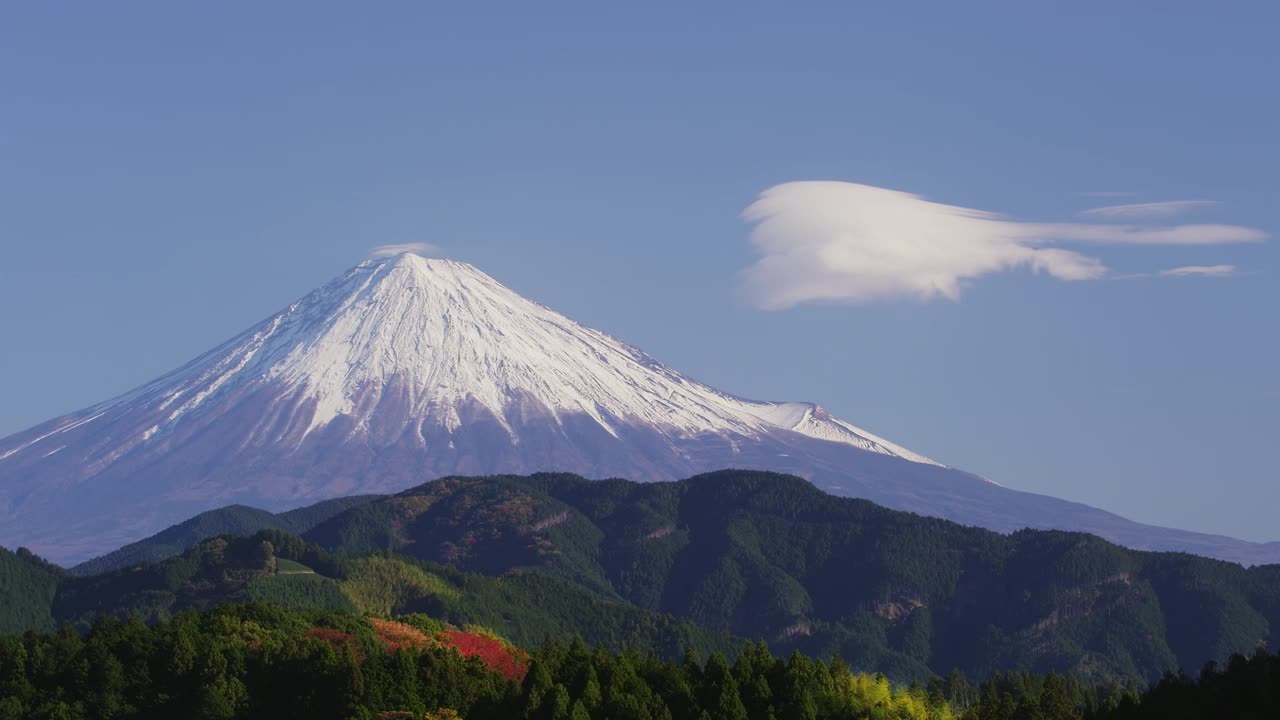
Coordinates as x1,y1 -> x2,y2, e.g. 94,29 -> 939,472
442,630 -> 529,681
304,620 -> 526,682
305,627 -> 365,662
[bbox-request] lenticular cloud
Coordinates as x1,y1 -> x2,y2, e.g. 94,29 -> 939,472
370,242 -> 442,258
740,181 -> 1264,308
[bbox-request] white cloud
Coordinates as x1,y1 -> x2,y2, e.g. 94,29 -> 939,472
369,242 -> 442,258
1080,200 -> 1220,219
740,181 -> 1265,308
1159,264 -> 1239,278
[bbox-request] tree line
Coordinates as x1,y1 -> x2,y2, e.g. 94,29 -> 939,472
1,602 -> 1276,720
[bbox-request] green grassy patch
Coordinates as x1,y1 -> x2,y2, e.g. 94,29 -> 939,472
274,557 -> 315,574
339,556 -> 460,616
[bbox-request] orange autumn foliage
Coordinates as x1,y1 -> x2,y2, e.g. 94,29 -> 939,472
370,618 -> 434,653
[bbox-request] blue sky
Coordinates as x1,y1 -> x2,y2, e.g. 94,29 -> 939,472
1,3 -> 1276,540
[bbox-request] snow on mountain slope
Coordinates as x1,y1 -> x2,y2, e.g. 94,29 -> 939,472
3,254 -> 939,467
1,253 -> 1276,567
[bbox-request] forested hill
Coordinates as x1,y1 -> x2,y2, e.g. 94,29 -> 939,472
0,546 -> 59,634
302,471 -> 1280,682
6,600 -> 1278,720
5,470 -> 1280,685
4,589 -> 1280,719
11,530 -> 742,662
71,494 -> 379,575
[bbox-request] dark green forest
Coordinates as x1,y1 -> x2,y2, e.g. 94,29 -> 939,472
71,495 -> 378,576
9,472 -> 1280,685
0,547 -> 59,634
1,601 -> 1277,720
302,471 -> 1280,682
4,471 -> 1280,718
23,530 -> 741,661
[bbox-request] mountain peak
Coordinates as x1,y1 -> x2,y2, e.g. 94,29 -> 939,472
4,257 -> 1277,568
357,253 -> 502,296
1,255 -> 949,562
372,251 -> 481,275
6,254 -> 941,465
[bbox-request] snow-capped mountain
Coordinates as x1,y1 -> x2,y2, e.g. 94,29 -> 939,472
2,253 -> 1277,566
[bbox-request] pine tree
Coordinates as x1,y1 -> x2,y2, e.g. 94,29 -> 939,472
702,653 -> 748,720
776,653 -> 817,720
522,659 -> 555,720
548,684 -> 572,720
0,698 -> 26,720
1038,674 -> 1073,720
580,666 -> 603,712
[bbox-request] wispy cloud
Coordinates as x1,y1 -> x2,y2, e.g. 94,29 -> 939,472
1113,265 -> 1242,280
740,181 -> 1265,308
1159,264 -> 1239,278
1081,200 -> 1220,219
369,242 -> 442,258
1034,223 -> 1260,245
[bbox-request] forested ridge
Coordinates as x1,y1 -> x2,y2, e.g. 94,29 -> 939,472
0,546 -> 59,634
4,470 -> 1280,692
71,495 -> 379,576
301,471 -> 1280,682
17,530 -> 740,661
